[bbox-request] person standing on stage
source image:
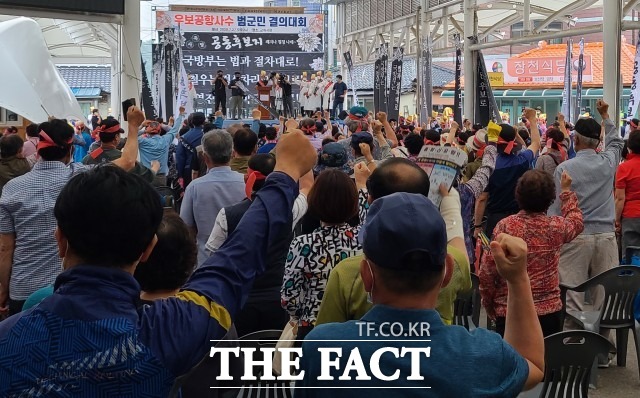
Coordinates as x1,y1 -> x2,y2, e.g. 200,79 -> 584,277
332,75 -> 348,118
229,72 -> 246,120
211,70 -> 228,116
280,74 -> 294,118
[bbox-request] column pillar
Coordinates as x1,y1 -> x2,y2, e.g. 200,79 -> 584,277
120,0 -> 141,131
603,0 -> 622,125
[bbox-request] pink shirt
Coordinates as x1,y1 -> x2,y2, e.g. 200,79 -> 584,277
22,137 -> 39,158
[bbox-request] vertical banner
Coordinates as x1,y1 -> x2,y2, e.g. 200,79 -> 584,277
175,62 -> 192,117
561,39 -> 572,122
475,49 -> 500,126
628,32 -> 640,121
574,38 -> 584,122
453,34 -> 463,126
379,43 -> 389,114
374,48 -> 381,113
387,47 -> 404,121
151,44 -> 162,118
162,28 -> 176,121
343,51 -> 359,106
140,54 -> 157,119
420,36 -> 433,125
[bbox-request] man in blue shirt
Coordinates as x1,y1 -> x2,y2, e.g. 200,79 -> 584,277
298,193 -> 544,397
138,107 -> 185,184
0,129 -> 318,396
180,129 -> 246,266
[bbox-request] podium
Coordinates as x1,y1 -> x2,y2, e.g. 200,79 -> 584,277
256,86 -> 271,120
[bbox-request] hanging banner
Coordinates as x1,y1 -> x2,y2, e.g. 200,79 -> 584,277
561,39 -> 572,122
453,34 -> 463,126
475,49 -> 500,127
387,47 -> 404,121
140,54 -> 157,119
374,48 -> 381,113
151,44 -> 162,119
420,36 -> 433,125
628,32 -> 640,120
379,43 -> 389,114
343,51 -> 359,106
161,28 -> 177,121
574,38 -> 585,122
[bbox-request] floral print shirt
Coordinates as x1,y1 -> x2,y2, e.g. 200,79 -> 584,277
281,190 -> 369,326
479,191 -> 583,319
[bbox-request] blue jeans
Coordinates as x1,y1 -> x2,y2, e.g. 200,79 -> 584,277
333,101 -> 344,118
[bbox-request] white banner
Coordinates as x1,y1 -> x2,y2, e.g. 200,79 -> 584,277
174,62 -> 193,118
627,33 -> 640,120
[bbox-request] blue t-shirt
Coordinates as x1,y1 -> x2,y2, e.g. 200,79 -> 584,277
334,82 -> 348,103
485,149 -> 534,214
257,142 -> 277,154
297,305 -> 529,397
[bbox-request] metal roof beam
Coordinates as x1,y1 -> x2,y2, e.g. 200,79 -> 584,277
478,11 -> 522,41
533,0 -> 600,34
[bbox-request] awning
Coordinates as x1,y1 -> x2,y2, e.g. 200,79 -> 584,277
441,88 -> 632,98
71,87 -> 102,99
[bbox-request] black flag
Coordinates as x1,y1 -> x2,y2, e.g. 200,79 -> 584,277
379,43 -> 389,114
475,50 -> 500,126
374,48 -> 381,113
343,51 -> 359,105
388,47 -> 404,121
420,37 -> 433,125
453,34 -> 463,126
140,55 -> 157,119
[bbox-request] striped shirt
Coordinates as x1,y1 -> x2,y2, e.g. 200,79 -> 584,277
548,118 -> 624,234
0,161 -> 88,300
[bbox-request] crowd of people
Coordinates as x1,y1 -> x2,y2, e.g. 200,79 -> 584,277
0,92 -> 635,396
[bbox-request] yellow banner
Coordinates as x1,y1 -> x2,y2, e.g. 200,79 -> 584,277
488,72 -> 504,87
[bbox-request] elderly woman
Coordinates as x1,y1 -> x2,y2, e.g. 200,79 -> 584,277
479,169 -> 583,336
616,129 -> 640,259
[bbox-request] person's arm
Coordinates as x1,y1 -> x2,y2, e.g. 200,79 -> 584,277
179,185 -> 197,238
299,170 -> 314,196
376,112 -> 398,148
111,106 -> 144,171
447,122 -> 458,146
557,113 -> 569,139
474,192 -> 489,237
524,108 -> 541,154
597,100 -> 624,165
465,145 -> 497,198
478,222 -> 504,320
165,109 -> 185,143
205,208 -> 229,255
490,234 -> 545,391
0,233 -> 15,315
372,121 -> 392,163
73,132 -> 86,146
353,163 -> 371,223
558,171 -> 584,242
439,185 -> 466,261
221,77 -> 228,87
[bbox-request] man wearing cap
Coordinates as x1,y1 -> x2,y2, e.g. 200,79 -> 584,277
549,100 -> 624,341
299,192 -> 544,396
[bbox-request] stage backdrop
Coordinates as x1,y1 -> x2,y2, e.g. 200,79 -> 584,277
156,10 -> 325,103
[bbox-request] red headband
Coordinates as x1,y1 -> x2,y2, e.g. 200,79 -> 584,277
497,137 -> 516,155
301,124 -> 316,135
37,130 -> 73,151
245,167 -> 267,200
547,139 -> 568,161
348,114 -> 363,121
424,139 -> 436,146
93,124 -> 122,134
